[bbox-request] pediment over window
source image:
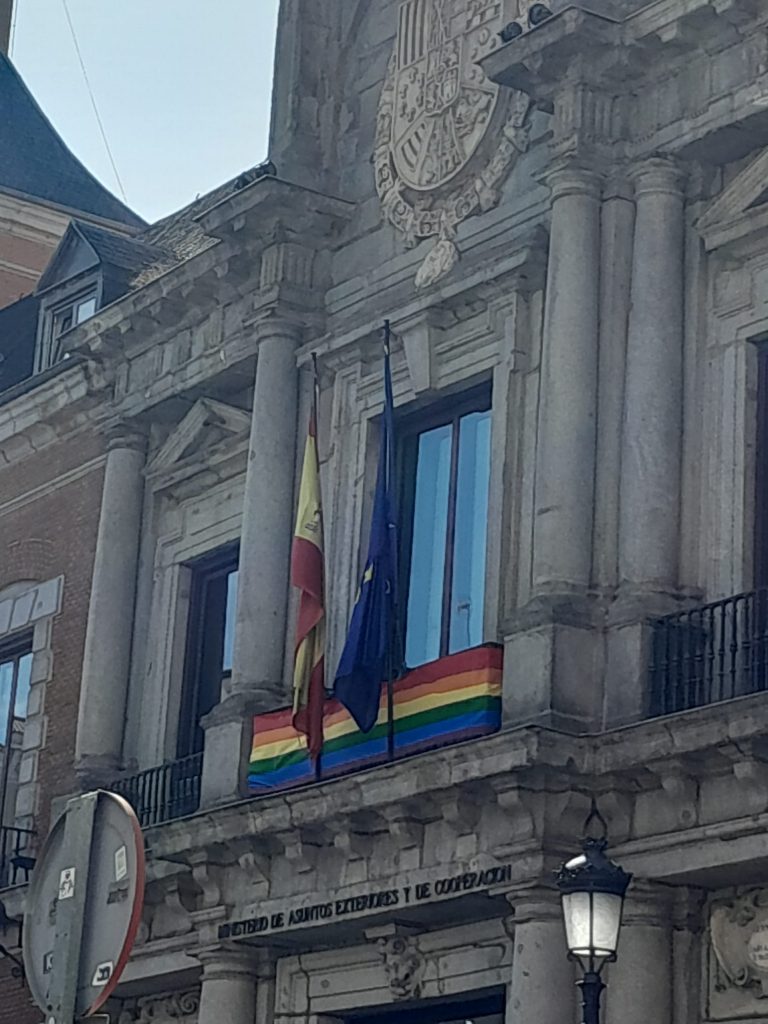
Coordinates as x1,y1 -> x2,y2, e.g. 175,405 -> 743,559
697,149 -> 768,253
147,398 -> 251,476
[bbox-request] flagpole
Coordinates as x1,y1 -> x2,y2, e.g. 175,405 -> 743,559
383,320 -> 396,762
311,352 -> 323,783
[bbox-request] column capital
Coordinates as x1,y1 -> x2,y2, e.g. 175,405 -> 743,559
196,943 -> 270,980
540,160 -> 604,202
629,157 -> 686,198
505,884 -> 564,925
621,880 -> 675,928
105,421 -> 148,454
603,174 -> 634,203
250,311 -> 306,349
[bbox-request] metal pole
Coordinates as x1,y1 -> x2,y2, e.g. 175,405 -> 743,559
47,793 -> 98,1024
578,971 -> 605,1024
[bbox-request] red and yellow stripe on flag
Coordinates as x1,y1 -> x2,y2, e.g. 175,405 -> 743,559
291,410 -> 325,759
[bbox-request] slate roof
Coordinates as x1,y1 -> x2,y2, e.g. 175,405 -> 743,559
0,292 -> 39,393
75,221 -> 167,278
0,53 -> 144,228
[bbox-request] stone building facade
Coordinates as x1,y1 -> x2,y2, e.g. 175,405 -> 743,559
4,0 -> 768,1022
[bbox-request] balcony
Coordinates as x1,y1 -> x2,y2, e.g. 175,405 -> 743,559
649,589 -> 768,716
111,752 -> 203,828
0,825 -> 35,889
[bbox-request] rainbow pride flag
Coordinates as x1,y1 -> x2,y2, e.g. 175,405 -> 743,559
247,706 -> 315,793
247,645 -> 502,794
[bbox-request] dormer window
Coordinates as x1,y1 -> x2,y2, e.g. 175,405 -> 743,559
36,286 -> 99,372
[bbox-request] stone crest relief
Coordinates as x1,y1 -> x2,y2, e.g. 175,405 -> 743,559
712,891 -> 768,1000
375,0 -> 533,288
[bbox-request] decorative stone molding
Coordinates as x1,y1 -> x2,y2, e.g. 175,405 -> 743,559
374,1 -> 532,287
0,575 -> 62,828
119,989 -> 200,1024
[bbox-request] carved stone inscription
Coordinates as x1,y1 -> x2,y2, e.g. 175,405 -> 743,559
375,0 -> 532,288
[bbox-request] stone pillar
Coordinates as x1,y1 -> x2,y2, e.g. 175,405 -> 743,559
75,427 -> 146,786
593,177 -> 634,591
198,949 -> 259,1024
505,888 -> 575,1024
619,158 -> 685,594
604,884 -> 673,1024
533,161 -> 602,596
201,322 -> 299,806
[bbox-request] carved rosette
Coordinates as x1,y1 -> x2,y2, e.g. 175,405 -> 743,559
375,0 -> 533,288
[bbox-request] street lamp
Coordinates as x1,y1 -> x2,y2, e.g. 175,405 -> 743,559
556,804 -> 632,1024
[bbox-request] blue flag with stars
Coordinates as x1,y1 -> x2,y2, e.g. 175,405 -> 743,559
333,324 -> 399,733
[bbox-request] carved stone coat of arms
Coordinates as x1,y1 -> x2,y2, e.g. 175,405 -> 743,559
712,890 -> 768,1000
375,0 -> 533,288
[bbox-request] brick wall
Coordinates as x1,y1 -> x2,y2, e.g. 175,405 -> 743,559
0,431 -> 105,832
0,961 -> 41,1024
0,232 -> 55,309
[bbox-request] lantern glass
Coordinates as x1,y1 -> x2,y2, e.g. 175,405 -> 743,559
561,890 -> 624,968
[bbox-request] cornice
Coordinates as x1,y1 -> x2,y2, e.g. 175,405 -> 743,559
481,0 -> 767,163
0,361 -> 100,455
197,176 -> 355,245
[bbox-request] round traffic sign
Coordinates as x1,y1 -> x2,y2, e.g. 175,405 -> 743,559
23,791 -> 145,1019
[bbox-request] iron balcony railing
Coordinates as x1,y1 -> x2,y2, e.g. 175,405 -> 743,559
0,825 -> 35,889
649,589 -> 768,716
111,752 -> 203,828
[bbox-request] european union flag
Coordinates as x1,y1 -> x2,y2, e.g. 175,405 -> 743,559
333,324 -> 399,733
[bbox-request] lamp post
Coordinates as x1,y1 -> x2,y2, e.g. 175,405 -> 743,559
556,805 -> 632,1024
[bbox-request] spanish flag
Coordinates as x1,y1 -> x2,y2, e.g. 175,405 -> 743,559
291,404 -> 325,759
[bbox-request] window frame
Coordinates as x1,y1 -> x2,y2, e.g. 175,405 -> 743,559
177,543 -> 240,759
398,384 -> 492,667
755,343 -> 768,588
35,279 -> 101,373
0,632 -> 33,825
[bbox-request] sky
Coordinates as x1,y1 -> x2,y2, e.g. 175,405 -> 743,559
10,0 -> 280,224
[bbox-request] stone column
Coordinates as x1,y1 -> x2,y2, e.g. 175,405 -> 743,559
619,158 -> 685,594
505,888 -> 575,1024
533,161 -> 602,596
75,427 -> 146,786
593,177 -> 634,590
604,884 -> 673,1024
201,322 -> 299,806
198,949 -> 259,1024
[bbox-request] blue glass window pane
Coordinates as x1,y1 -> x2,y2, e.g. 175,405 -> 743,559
449,410 -> 491,654
14,654 -> 32,720
0,659 -> 15,746
222,570 -> 238,674
405,423 -> 453,667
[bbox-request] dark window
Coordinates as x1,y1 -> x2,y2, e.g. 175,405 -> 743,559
177,545 -> 239,758
0,633 -> 32,823
346,990 -> 504,1024
401,388 -> 492,668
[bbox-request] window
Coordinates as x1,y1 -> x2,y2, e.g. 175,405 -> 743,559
401,389 -> 492,668
38,289 -> 99,371
346,990 -> 504,1024
0,634 -> 32,823
177,545 -> 239,757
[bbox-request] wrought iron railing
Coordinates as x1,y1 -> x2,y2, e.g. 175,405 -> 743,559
111,753 -> 203,828
649,589 -> 768,716
0,825 -> 35,889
